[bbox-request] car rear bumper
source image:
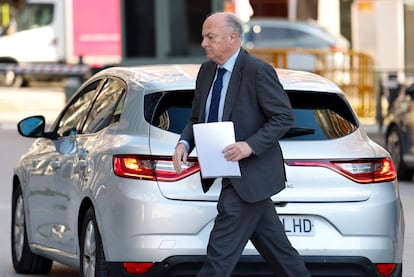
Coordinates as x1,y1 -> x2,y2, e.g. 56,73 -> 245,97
99,179 -> 404,262
106,255 -> 402,277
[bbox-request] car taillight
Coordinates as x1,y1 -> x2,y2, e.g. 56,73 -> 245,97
113,155 -> 200,181
376,263 -> 397,276
285,158 -> 396,184
123,262 -> 154,274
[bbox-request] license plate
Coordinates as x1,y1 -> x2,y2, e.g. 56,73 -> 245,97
280,216 -> 315,236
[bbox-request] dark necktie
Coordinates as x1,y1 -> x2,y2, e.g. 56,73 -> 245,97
207,67 -> 226,122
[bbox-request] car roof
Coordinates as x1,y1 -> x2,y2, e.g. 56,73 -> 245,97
277,68 -> 342,93
96,65 -> 199,93
96,64 -> 343,94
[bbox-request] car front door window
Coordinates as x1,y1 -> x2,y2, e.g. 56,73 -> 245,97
82,78 -> 126,134
56,80 -> 102,137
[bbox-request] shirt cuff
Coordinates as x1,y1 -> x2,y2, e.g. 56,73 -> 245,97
177,140 -> 190,152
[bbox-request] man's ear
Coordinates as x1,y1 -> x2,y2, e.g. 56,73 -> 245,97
230,32 -> 237,41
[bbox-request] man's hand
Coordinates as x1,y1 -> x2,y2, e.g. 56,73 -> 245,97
173,143 -> 188,173
223,141 -> 253,161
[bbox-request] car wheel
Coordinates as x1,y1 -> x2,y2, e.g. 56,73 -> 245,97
386,126 -> 413,180
11,185 -> 53,274
80,208 -> 108,277
4,70 -> 24,87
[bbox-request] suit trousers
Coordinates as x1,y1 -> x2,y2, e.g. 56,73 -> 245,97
197,185 -> 311,277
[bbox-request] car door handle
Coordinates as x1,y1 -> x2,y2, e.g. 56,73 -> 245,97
51,159 -> 61,169
78,159 -> 88,169
32,159 -> 41,167
78,148 -> 90,171
78,149 -> 89,159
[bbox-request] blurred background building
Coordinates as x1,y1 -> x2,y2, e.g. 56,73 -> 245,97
0,0 -> 413,121
1,0 -> 411,75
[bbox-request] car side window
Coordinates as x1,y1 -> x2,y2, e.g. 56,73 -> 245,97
56,80 -> 102,137
290,29 -> 329,48
82,78 -> 126,134
262,26 -> 291,40
145,90 -> 193,134
246,26 -> 294,48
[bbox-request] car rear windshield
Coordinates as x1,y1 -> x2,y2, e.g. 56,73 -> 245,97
145,90 -> 358,140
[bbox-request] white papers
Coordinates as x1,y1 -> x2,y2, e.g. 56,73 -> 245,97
193,121 -> 241,178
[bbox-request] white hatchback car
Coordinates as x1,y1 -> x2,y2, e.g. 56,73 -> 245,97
12,65 -> 404,277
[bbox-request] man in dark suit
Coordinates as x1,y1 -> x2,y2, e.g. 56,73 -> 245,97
173,12 -> 311,277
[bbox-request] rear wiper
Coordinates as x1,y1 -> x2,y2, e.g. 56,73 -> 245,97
282,127 -> 315,138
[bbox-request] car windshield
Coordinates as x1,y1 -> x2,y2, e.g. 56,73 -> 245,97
15,3 -> 54,31
145,90 -> 358,140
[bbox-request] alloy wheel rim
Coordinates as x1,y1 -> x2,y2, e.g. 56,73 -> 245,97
83,220 -> 96,277
13,196 -> 24,261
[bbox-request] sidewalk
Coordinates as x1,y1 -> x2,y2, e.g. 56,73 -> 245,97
0,87 -> 65,129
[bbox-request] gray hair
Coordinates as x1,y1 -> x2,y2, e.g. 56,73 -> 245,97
224,13 -> 244,39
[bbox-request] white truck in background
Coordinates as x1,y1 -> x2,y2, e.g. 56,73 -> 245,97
0,0 -> 121,86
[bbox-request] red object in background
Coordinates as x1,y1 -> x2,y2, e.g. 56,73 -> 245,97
72,0 -> 121,58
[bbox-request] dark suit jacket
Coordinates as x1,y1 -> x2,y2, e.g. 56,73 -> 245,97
180,48 -> 294,203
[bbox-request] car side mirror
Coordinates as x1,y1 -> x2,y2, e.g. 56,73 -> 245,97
18,116 -> 46,137
17,116 -> 56,139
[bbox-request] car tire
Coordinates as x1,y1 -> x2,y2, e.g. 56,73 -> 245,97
0,62 -> 24,87
11,185 -> 53,274
4,71 -> 24,87
80,207 -> 108,277
386,126 -> 413,180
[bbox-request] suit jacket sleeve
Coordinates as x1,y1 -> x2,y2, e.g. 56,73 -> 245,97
244,61 -> 293,156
